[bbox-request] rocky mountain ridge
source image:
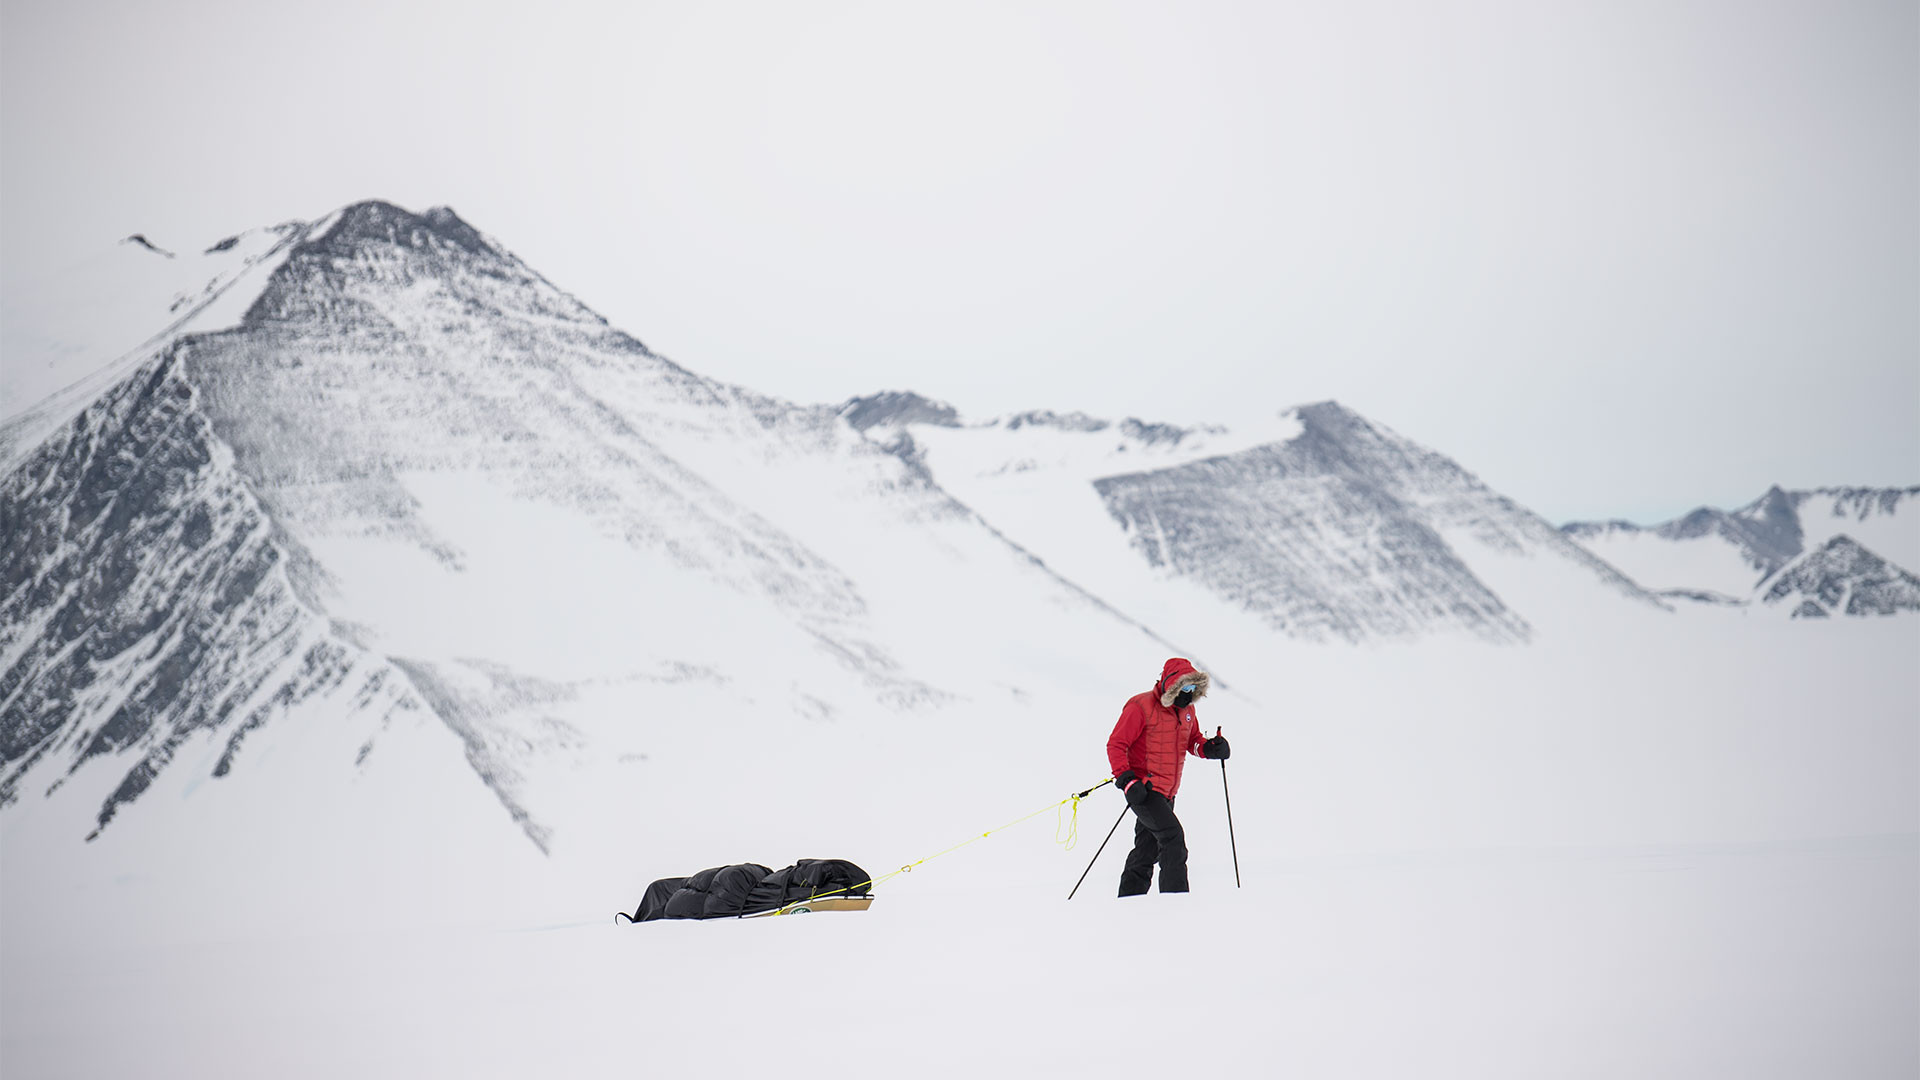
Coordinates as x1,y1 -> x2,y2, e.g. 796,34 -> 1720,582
850,394 -> 1664,645
1562,485 -> 1920,611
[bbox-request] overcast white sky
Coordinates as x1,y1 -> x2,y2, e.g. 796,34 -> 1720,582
2,0 -> 1914,522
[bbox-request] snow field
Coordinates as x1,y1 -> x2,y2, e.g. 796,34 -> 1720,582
6,604 -> 1914,1078
5,841 -> 1912,1079
1565,527 -> 1768,598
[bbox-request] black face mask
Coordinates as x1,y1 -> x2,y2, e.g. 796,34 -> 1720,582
1174,687 -> 1195,708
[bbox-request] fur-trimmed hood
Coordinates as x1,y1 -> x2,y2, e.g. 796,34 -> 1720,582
1155,657 -> 1210,707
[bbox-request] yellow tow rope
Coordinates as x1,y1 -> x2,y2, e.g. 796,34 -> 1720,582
761,777 -> 1115,916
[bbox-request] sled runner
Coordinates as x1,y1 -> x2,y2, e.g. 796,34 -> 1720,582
765,896 -> 873,915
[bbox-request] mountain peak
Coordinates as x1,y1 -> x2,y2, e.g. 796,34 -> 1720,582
1286,400 -> 1390,448
1730,485 -> 1805,566
307,199 -> 497,260
1267,399 -> 1472,487
1287,399 -> 1370,428
1744,485 -> 1796,519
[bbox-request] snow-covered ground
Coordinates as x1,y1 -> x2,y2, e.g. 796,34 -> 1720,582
8,842 -> 1912,1078
5,607 -> 1914,1079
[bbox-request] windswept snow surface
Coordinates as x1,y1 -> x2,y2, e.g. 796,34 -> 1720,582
8,846 -> 1913,1079
5,611 -> 1915,1079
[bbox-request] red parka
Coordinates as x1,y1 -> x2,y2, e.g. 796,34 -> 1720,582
1107,658 -> 1210,799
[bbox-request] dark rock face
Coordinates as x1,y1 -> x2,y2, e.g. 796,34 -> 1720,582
1093,402 -> 1654,643
1117,418 -> 1199,447
1819,486 -> 1920,519
0,353 -> 363,835
1004,410 -> 1109,433
839,391 -> 962,432
1561,519 -> 1638,541
122,234 -> 175,257
1760,536 -> 1920,617
1718,487 -> 1805,570
1657,588 -> 1745,606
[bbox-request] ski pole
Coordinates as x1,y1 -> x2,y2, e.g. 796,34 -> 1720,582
1218,726 -> 1241,888
1068,803 -> 1131,900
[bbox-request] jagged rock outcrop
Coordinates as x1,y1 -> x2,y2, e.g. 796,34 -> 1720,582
1758,536 -> 1920,617
0,352 -> 388,835
839,391 -> 962,431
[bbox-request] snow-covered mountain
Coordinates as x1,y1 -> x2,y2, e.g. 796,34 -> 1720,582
1563,485 -> 1920,609
5,201 -> 1226,855
848,392 -> 1663,647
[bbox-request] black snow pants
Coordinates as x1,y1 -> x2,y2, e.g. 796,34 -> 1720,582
1117,790 -> 1188,896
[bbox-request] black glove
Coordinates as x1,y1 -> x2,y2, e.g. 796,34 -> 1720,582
1203,735 -> 1231,760
1121,775 -> 1153,807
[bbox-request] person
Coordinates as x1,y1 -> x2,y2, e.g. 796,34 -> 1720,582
1106,657 -> 1230,896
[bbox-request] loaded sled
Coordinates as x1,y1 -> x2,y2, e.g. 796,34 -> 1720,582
617,858 -> 874,923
